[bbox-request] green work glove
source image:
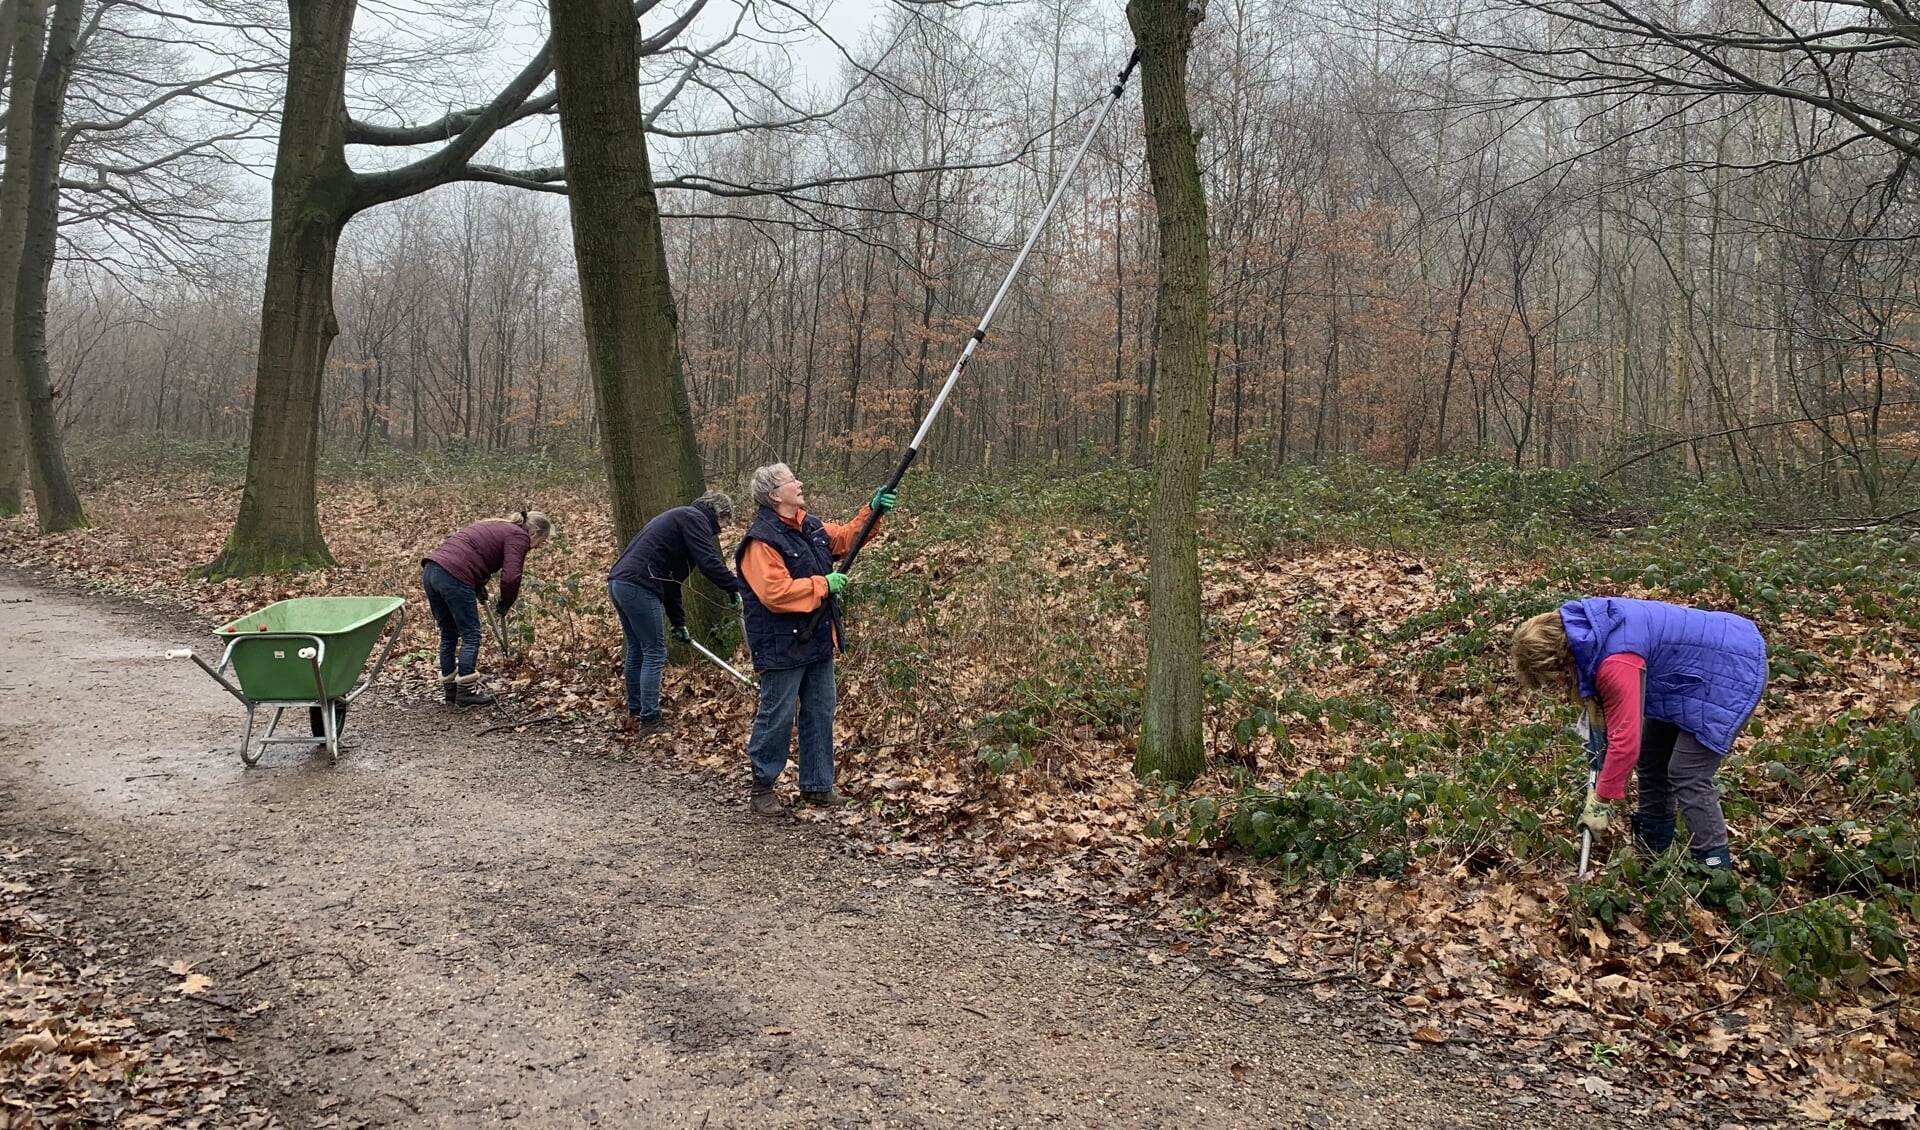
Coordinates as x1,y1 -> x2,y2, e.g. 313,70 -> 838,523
870,488 -> 898,513
670,624 -> 690,643
825,572 -> 849,594
1577,789 -> 1613,835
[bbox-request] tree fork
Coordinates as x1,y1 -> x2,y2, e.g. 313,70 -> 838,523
195,0 -> 356,577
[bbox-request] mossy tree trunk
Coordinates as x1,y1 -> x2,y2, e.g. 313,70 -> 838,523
12,0 -> 85,532
0,0 -> 45,519
550,0 -> 715,646
198,0 -> 357,577
1129,0 -> 1210,785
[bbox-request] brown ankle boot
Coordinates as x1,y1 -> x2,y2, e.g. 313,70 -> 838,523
449,674 -> 496,707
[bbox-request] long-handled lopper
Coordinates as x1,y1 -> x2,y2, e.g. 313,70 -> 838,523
798,49 -> 1142,642
688,636 -> 755,687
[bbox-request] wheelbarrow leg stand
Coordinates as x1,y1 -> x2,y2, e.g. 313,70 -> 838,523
240,704 -> 262,767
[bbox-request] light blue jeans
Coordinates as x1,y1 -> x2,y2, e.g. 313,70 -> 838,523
608,580 -> 666,720
746,658 -> 837,792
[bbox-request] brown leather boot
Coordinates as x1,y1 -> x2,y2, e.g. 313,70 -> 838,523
750,789 -> 789,818
449,674 -> 496,707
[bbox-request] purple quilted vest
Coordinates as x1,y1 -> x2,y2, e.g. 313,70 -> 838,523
1559,597 -> 1767,756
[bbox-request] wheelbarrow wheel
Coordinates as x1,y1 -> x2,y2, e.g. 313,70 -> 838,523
310,701 -> 348,740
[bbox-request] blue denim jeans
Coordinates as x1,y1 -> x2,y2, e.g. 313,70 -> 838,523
608,579 -> 666,720
746,658 -> 837,792
422,561 -> 482,677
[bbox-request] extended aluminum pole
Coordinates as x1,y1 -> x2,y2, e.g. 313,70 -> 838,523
801,49 -> 1141,641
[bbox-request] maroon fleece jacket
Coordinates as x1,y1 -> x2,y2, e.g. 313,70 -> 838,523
424,520 -> 531,612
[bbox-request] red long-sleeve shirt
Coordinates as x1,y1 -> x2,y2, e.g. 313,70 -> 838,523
1592,652 -> 1647,800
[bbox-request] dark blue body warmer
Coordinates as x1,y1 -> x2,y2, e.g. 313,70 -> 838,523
735,506 -> 841,672
1560,597 -> 1767,757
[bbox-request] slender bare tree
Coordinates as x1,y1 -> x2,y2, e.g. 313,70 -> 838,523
1131,0 -> 1209,785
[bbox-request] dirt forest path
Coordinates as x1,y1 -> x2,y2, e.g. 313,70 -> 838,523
0,571 -> 1591,1130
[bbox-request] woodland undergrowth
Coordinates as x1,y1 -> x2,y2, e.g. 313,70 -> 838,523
4,438 -> 1918,1126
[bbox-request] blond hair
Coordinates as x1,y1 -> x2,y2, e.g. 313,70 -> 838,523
491,509 -> 555,547
1511,609 -> 1604,726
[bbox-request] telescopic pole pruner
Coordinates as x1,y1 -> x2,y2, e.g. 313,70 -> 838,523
800,48 -> 1142,641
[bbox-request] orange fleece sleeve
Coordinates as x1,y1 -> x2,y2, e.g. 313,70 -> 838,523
741,541 -> 827,613
822,505 -> 878,556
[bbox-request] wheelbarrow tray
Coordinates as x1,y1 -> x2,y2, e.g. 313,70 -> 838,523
217,596 -> 405,702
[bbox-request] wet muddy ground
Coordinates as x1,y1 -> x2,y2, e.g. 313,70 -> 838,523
0,570 -> 1613,1128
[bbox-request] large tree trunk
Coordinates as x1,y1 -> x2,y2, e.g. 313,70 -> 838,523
0,0 -> 45,519
13,0 -> 83,531
550,0 -> 709,627
1130,0 -> 1210,785
199,0 -> 356,578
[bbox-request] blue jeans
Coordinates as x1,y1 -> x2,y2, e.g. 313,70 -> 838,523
422,561 -> 482,677
608,579 -> 666,720
746,658 -> 837,792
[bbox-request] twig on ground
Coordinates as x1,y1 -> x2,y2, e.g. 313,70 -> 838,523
479,714 -> 566,736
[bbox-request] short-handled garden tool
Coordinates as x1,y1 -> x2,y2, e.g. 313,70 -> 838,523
1577,704 -> 1606,879
486,602 -> 512,660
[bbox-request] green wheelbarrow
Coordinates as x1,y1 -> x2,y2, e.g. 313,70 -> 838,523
168,596 -> 407,766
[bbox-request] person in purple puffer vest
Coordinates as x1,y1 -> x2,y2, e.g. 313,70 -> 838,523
1511,598 -> 1767,869
423,509 -> 554,706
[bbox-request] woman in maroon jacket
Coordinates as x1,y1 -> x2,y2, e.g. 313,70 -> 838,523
423,510 -> 553,705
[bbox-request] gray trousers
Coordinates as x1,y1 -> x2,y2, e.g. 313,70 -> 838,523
1637,720 -> 1730,862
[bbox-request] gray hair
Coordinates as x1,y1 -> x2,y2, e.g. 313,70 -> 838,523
695,489 -> 734,521
749,463 -> 792,510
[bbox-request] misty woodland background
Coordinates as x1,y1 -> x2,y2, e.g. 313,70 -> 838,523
41,0 -> 1919,494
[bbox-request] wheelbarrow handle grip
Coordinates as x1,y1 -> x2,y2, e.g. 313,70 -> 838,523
166,649 -> 194,660
298,647 -> 318,660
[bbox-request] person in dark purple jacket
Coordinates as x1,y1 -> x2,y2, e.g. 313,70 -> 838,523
423,510 -> 554,706
607,491 -> 744,734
